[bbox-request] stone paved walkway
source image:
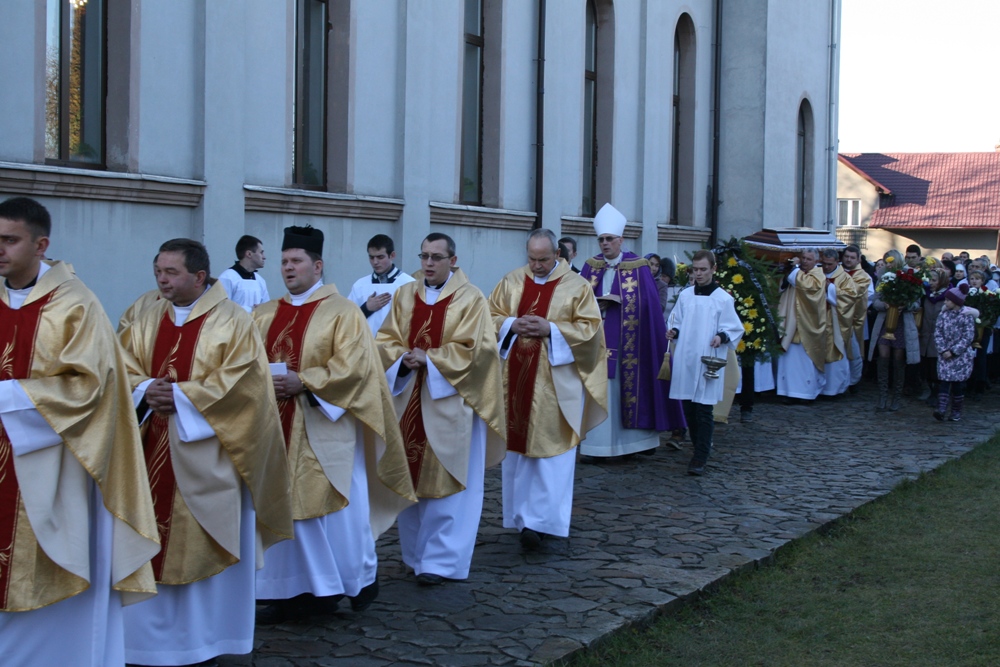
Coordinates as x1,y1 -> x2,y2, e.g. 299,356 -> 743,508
219,386 -> 999,666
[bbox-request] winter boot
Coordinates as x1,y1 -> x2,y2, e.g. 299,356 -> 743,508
949,394 -> 964,421
889,358 -> 905,411
933,391 -> 949,421
876,357 -> 890,411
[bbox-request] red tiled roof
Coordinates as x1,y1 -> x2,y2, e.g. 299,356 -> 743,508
839,153 -> 1000,230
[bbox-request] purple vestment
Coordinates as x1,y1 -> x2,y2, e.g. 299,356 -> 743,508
581,252 -> 686,431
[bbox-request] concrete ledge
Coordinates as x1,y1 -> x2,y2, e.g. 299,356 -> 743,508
561,215 -> 643,239
0,161 -> 205,207
244,185 -> 405,221
429,202 -> 536,231
657,223 -> 712,243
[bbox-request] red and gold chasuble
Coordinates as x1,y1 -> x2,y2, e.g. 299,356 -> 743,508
506,276 -> 560,454
265,299 -> 325,448
399,294 -> 454,489
143,311 -> 206,580
0,293 -> 53,608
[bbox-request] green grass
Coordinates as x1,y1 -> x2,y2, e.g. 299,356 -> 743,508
568,434 -> 1000,667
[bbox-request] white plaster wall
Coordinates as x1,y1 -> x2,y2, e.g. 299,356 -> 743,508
762,0 -> 835,231
498,1 -> 537,213
353,1 -> 404,197
244,212 -> 407,296
541,0 -> 586,225
0,3 -> 41,162
610,0 -> 642,222
137,1 -> 200,178
38,197 -> 194,323
244,0 -> 292,187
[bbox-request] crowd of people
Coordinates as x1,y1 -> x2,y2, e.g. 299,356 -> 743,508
0,192 -> 989,667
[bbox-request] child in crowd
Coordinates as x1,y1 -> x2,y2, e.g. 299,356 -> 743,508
933,285 -> 976,421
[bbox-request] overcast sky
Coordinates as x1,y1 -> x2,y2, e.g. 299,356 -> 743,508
838,0 -> 1000,153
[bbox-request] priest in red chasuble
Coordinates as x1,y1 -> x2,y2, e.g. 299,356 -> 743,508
376,233 -> 505,586
119,238 -> 292,667
252,226 -> 415,623
0,197 -> 159,667
488,229 -> 607,551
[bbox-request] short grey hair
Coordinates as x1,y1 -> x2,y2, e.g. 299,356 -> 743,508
527,228 -> 559,253
820,247 -> 840,260
801,247 -> 820,260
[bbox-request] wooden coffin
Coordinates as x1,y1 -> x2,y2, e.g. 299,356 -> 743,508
743,227 -> 847,265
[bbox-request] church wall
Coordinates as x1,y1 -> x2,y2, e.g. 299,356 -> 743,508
0,0 -> 841,325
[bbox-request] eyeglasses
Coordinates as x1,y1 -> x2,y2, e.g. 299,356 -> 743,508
597,236 -> 620,243
418,253 -> 453,263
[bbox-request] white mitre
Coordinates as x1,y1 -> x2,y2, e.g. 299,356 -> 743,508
593,203 -> 626,237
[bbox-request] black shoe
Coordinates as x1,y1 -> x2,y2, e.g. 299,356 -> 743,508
638,447 -> 657,456
740,410 -> 753,423
349,579 -> 379,612
416,573 -> 446,586
520,528 -> 543,551
687,460 -> 706,476
256,601 -> 296,625
848,384 -> 859,394
933,410 -> 945,422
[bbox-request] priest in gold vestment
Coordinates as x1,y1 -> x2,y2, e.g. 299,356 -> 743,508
488,229 -> 607,550
376,233 -> 505,585
819,248 -> 860,397
0,197 -> 159,667
776,248 -> 830,401
842,245 -> 874,388
119,238 -> 293,666
253,226 -> 415,623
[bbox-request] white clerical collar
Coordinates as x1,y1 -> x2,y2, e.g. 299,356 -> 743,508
6,262 -> 50,310
424,271 -> 453,305
532,264 -> 558,285
604,253 -> 623,267
172,287 -> 209,326
289,280 -> 323,307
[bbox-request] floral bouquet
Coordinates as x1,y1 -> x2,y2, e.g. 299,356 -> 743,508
965,287 -> 1000,347
674,262 -> 690,287
875,263 -> 925,308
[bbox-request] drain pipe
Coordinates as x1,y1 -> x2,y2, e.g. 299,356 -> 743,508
534,0 -> 546,230
709,0 -> 723,246
826,0 -> 841,231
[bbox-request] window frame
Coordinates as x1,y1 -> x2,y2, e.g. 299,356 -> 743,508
45,0 -> 108,169
459,0 -> 485,205
292,0 -> 330,189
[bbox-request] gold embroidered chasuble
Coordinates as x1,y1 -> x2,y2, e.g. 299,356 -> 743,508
826,266 -> 861,362
375,268 -> 506,499
0,261 -> 158,611
488,261 -> 608,458
778,265 -> 828,372
252,284 -> 415,537
117,288 -> 162,333
847,269 -> 873,351
119,282 -> 292,585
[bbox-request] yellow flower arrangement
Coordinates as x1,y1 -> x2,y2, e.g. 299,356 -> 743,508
743,296 -> 755,307
727,256 -> 738,267
743,321 -> 754,334
737,340 -> 746,353
886,256 -> 894,263
747,308 -> 758,319
732,274 -> 744,284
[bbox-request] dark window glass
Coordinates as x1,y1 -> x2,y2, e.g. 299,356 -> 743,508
45,0 -> 106,166
460,0 -> 484,204
294,0 -> 328,187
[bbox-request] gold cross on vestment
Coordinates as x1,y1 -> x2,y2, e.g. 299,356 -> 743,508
622,354 -> 638,370
621,276 -> 638,293
623,316 -> 639,330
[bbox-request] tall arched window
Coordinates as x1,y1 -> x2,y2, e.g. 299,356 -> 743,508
460,0 -> 484,203
670,14 -> 695,225
293,0 -> 328,187
795,99 -> 814,227
45,0 -> 107,166
583,0 -> 614,217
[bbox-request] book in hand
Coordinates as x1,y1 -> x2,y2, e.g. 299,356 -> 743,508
596,293 -> 622,305
269,362 -> 288,376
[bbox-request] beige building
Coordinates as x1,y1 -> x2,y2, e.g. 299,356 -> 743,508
836,153 -> 1000,262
